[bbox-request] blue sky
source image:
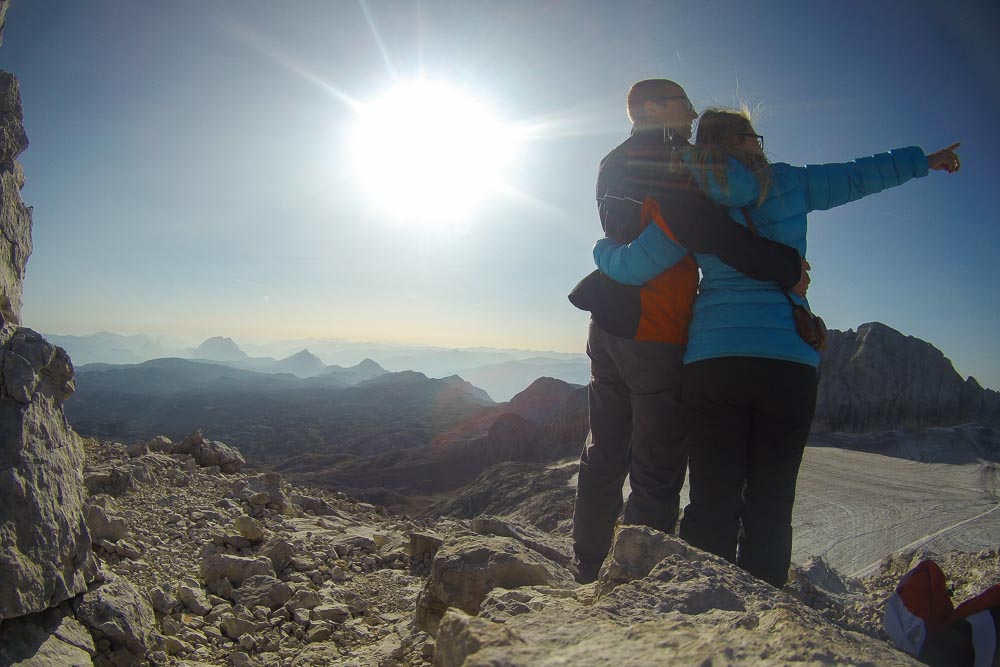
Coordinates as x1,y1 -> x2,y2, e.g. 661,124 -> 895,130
3,1 -> 999,388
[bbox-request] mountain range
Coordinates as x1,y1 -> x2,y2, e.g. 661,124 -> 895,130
48,331 -> 588,400
63,322 -> 1000,514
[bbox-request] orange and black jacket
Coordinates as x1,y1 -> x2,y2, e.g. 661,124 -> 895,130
571,125 -> 801,343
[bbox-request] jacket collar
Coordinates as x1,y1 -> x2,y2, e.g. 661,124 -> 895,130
630,124 -> 690,149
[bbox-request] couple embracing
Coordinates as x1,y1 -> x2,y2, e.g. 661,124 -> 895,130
569,78 -> 961,587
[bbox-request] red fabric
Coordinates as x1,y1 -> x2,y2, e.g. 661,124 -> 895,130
951,584 -> 1000,624
896,560 -> 954,637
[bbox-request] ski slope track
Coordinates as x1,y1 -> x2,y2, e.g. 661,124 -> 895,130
792,444 -> 999,576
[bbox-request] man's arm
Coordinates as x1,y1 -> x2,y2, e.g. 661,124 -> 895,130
650,176 -> 803,290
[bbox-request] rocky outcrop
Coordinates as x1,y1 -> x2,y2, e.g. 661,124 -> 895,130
414,533 -> 575,635
431,526 -> 920,666
76,574 -> 160,666
0,327 -> 97,620
428,460 -> 578,532
173,428 -> 246,472
11,428 -> 991,666
815,322 -> 1000,432
0,604 -> 96,666
0,70 -> 31,325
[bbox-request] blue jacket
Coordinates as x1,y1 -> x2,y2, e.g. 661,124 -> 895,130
594,146 -> 929,367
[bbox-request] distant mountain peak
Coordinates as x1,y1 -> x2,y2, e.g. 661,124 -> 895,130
282,348 -> 321,362
192,336 -> 248,362
814,321 -> 1000,432
506,377 -> 579,425
440,375 -> 494,404
272,348 -> 325,378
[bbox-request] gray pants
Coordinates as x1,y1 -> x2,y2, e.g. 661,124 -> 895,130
572,321 -> 688,574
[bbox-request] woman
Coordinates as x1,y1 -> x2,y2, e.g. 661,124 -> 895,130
593,108 -> 961,587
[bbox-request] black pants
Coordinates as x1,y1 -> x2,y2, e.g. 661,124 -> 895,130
678,356 -> 818,588
572,321 -> 688,575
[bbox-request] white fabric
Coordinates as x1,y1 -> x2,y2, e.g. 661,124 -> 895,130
884,591 -> 927,656
968,610 -> 997,667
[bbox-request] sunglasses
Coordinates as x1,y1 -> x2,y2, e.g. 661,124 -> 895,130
651,95 -> 695,113
739,132 -> 765,150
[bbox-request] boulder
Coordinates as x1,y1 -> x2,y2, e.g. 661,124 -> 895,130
191,438 -> 245,473
470,516 -> 571,566
310,604 -> 350,623
176,579 -> 212,616
595,525 -> 711,597
410,531 -> 445,561
84,504 -> 127,542
232,574 -> 292,610
234,515 -> 266,542
234,472 -> 294,514
0,606 -> 96,666
76,575 -> 159,666
220,615 -> 260,640
200,554 -> 275,587
414,534 -> 574,635
291,493 -> 342,517
146,435 -> 174,453
434,609 -> 524,667
0,327 -> 97,620
259,537 -> 294,572
172,429 -> 205,455
124,441 -> 148,458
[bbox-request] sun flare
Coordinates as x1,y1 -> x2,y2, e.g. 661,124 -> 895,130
350,80 -> 521,226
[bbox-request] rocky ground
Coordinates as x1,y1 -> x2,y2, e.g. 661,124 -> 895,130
6,430 -> 996,666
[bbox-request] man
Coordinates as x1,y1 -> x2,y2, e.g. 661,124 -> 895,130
570,79 -> 807,584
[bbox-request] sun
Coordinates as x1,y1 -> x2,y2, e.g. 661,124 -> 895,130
350,80 -> 521,226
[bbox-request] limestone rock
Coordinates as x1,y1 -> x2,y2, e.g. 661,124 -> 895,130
124,441 -> 148,458
172,428 -> 205,455
76,575 -> 159,666
595,525 -> 711,597
231,574 -> 292,610
146,435 -> 174,453
220,615 -> 260,640
0,71 -> 32,325
310,604 -> 350,623
470,515 -> 571,566
291,493 -> 341,517
199,554 -> 275,587
192,438 -> 245,473
815,322 -> 1000,432
85,504 -> 127,542
83,451 -> 176,496
234,515 -> 265,542
176,579 -> 212,616
233,472 -> 294,514
0,330 -> 96,620
288,588 -> 323,611
0,606 -> 96,666
410,531 -> 445,561
259,537 -> 294,572
434,528 -> 920,666
433,609 -> 524,667
414,534 -> 574,635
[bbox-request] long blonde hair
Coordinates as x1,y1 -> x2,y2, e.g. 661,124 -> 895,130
686,108 -> 772,206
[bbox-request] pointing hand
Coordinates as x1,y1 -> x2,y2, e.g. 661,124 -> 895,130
927,143 -> 961,173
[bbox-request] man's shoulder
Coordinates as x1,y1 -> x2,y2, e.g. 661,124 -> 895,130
599,136 -> 634,170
